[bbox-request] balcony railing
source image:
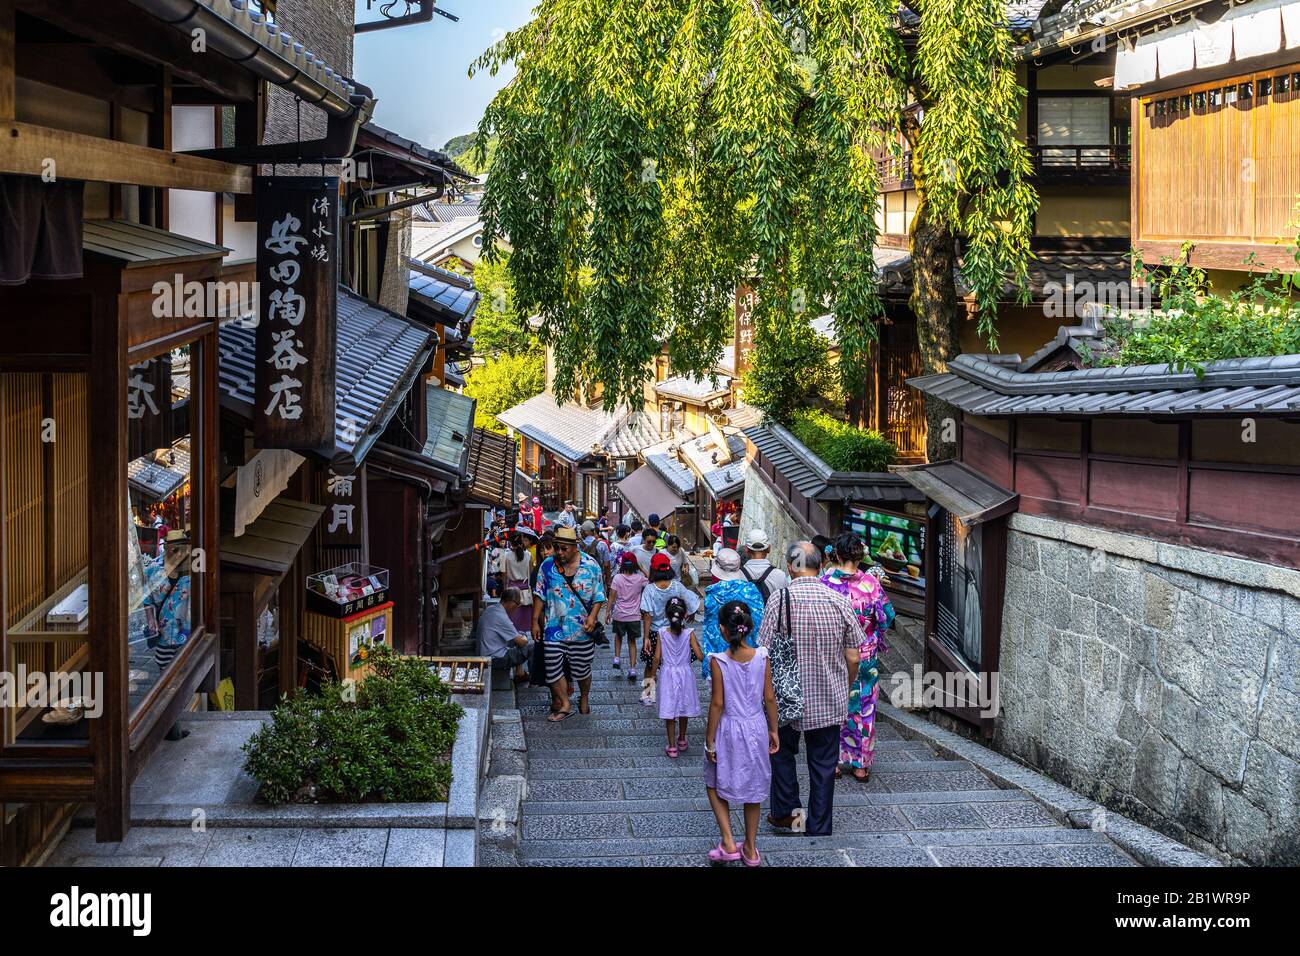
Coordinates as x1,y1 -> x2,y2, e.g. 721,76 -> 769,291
1031,143 -> 1131,182
876,150 -> 913,190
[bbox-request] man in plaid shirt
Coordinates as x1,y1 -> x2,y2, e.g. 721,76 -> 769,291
756,541 -> 861,836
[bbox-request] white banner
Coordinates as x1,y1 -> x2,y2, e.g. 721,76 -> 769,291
234,448 -> 305,536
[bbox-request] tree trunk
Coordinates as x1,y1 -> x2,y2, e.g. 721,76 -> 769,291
909,195 -> 963,463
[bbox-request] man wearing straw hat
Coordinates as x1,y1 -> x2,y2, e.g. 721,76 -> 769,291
532,525 -> 606,720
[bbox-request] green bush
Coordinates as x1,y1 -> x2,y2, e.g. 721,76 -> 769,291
1081,245 -> 1300,375
242,646 -> 463,805
789,409 -> 896,473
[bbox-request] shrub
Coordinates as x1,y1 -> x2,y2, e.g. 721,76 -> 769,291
1080,245 -> 1300,374
789,409 -> 896,472
242,646 -> 463,805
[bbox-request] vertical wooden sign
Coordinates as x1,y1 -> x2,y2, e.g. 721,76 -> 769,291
320,463 -> 367,551
255,176 -> 339,451
734,282 -> 757,377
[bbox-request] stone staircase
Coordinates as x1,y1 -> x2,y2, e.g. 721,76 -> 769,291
483,639 -> 1138,867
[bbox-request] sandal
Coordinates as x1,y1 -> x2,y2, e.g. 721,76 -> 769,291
676,738 -> 688,752
853,768 -> 871,783
834,766 -> 843,780
741,846 -> 762,867
707,843 -> 742,863
626,670 -> 638,682
665,745 -> 679,759
547,708 -> 575,722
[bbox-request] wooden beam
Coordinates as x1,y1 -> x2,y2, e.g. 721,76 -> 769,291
0,121 -> 252,193
15,0 -> 257,105
150,67 -> 172,228
16,44 -> 156,114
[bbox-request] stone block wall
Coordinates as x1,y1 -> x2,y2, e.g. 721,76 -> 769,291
995,513 -> 1300,865
738,468 -> 808,566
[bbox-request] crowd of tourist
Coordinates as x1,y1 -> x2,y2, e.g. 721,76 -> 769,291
474,497 -> 894,866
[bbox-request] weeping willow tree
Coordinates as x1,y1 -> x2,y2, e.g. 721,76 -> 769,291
471,0 -> 1036,458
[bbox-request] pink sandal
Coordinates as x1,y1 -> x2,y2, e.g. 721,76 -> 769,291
665,745 -> 678,759
676,738 -> 688,752
741,846 -> 762,867
707,843 -> 742,863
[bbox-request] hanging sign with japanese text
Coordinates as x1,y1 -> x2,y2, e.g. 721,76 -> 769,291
254,176 -> 339,451
733,282 -> 758,378
319,463 -> 367,551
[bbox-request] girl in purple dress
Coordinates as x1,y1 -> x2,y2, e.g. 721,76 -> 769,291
655,597 -> 703,758
704,601 -> 779,866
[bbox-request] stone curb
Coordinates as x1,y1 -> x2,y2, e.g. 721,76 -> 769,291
877,703 -> 1222,868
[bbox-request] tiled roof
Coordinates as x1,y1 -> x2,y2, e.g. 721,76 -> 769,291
412,217 -> 482,260
408,259 -> 479,325
744,422 -> 925,505
496,392 -> 626,463
218,287 -> 435,469
639,437 -> 699,497
413,200 -> 482,224
606,410 -> 662,459
677,430 -> 748,497
910,350 -> 1300,417
360,123 -> 471,181
654,374 -> 731,403
720,404 -> 765,430
423,384 -> 475,475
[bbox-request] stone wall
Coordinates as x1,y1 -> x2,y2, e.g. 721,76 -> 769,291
994,512 -> 1300,865
738,468 -> 807,566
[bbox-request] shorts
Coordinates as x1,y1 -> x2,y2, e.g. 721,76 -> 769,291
543,640 -> 595,685
612,620 -> 640,644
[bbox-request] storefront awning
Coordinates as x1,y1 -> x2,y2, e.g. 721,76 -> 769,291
220,499 -> 325,577
617,464 -> 687,522
891,461 -> 1018,526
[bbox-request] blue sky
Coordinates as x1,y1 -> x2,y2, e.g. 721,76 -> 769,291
354,1 -> 536,152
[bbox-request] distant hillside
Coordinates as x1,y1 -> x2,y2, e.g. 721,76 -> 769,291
442,132 -> 478,161
442,131 -> 497,176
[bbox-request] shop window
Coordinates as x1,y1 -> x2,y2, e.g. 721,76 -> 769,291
126,343 -> 203,720
2,373 -> 91,746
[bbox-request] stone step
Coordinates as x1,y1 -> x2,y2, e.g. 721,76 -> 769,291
525,746 -> 934,770
521,788 -> 1040,815
522,716 -> 910,740
517,825 -> 1112,861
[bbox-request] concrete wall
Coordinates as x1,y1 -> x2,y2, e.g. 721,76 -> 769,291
994,512 -> 1300,865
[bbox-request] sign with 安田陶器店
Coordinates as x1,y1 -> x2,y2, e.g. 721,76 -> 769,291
254,176 -> 339,452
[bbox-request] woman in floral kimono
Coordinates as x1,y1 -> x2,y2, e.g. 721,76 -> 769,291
143,529 -> 193,671
820,531 -> 894,782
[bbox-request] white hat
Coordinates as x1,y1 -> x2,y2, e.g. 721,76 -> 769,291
744,528 -> 772,551
710,548 -> 744,581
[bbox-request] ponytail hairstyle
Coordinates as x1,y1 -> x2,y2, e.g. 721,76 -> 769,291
665,596 -> 688,635
833,531 -> 865,566
717,600 -> 754,651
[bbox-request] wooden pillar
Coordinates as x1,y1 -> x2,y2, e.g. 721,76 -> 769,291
279,558 -> 302,699
230,583 -> 257,710
0,0 -> 14,122
88,293 -> 129,842
149,67 -> 172,228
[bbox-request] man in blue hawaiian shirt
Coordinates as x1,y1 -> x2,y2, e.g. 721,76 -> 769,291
531,525 -> 606,720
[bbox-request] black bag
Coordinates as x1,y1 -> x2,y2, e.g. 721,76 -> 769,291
528,637 -> 548,687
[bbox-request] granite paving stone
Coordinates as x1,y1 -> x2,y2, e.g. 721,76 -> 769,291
201,828 -> 303,867
383,829 -> 446,867
973,800 -> 1062,829
899,803 -> 989,830
292,828 -> 389,867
